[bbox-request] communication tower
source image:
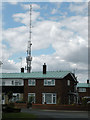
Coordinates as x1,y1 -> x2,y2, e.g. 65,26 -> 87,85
26,5 -> 32,73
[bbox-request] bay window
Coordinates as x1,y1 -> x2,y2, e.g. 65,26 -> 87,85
42,93 -> 56,104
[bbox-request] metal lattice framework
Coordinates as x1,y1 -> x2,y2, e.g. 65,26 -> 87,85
26,5 -> 32,73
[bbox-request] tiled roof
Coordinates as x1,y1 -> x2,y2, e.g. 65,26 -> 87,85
77,83 -> 90,88
0,71 -> 71,79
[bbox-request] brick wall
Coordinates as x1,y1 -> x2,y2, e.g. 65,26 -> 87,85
14,103 -> 27,108
77,87 -> 90,98
23,74 -> 76,104
32,104 -> 89,111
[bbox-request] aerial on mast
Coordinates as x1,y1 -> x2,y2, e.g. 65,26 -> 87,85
26,4 -> 32,73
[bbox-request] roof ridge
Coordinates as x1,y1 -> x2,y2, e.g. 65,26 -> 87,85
1,71 -> 71,74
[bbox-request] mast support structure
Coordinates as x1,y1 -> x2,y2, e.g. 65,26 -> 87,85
26,5 -> 32,73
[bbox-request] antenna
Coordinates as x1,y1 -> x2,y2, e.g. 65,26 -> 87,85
26,5 -> 32,73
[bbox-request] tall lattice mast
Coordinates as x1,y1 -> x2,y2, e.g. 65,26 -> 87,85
26,5 -> 32,73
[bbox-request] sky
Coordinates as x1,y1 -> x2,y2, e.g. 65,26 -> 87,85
0,1 -> 89,83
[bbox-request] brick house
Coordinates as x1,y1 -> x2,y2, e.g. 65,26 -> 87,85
77,80 -> 90,102
0,64 -> 78,105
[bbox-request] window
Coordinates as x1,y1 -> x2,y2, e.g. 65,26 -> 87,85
42,93 -> 56,104
28,79 -> 36,86
12,93 -> 20,102
15,81 -> 19,86
28,93 -> 35,103
67,80 -> 70,86
44,79 -> 55,86
79,88 -> 86,92
19,81 -> 22,85
2,81 -> 5,86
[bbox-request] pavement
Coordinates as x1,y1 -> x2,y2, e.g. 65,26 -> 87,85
21,108 -> 89,119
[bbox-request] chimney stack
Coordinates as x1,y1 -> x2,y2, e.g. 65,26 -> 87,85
87,79 -> 89,84
21,67 -> 24,73
43,63 -> 46,74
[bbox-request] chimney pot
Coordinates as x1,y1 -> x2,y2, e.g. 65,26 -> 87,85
87,79 -> 89,84
43,63 -> 46,74
21,67 -> 24,73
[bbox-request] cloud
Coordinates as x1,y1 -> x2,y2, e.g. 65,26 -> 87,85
61,16 -> 88,40
3,26 -> 28,54
13,11 -> 41,26
8,2 -> 18,5
52,0 -> 88,1
3,0 -> 25,3
2,2 -> 88,82
69,2 -> 88,15
51,8 -> 58,14
2,59 -> 18,73
21,3 -> 40,10
3,15 -> 88,63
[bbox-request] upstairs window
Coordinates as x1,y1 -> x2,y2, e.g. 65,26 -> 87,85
79,88 -> 86,92
15,81 -> 19,86
67,80 -> 70,86
44,79 -> 55,86
28,79 -> 36,86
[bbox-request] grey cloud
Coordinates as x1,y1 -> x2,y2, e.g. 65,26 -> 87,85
64,46 -> 88,64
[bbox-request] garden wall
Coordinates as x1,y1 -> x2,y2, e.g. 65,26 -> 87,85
32,104 -> 90,111
14,102 -> 27,108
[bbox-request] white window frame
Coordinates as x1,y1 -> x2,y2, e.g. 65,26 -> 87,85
42,93 -> 56,104
44,79 -> 55,86
28,79 -> 36,86
79,88 -> 86,92
67,80 -> 70,86
28,93 -> 35,103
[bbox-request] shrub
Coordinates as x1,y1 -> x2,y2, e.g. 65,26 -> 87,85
82,98 -> 87,106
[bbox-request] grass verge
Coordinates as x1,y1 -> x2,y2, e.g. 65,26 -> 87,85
2,112 -> 37,119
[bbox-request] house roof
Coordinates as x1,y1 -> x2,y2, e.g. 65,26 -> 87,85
77,83 -> 90,88
0,71 -> 73,79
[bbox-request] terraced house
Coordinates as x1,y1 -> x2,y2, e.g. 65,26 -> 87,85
1,64 -> 78,105
77,80 -> 90,102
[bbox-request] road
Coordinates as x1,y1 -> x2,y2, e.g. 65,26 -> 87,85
21,108 -> 89,119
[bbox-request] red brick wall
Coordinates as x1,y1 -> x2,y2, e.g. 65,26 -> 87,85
77,87 -> 90,98
14,103 -> 27,108
32,104 -> 89,111
23,74 -> 76,104
24,79 -> 28,101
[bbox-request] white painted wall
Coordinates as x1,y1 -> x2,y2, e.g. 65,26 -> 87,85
0,79 -> 24,86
